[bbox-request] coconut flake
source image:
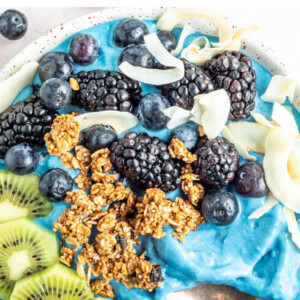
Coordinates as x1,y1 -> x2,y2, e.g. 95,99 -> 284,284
261,75 -> 296,104
192,90 -> 230,139
156,8 -> 233,45
272,102 -> 299,134
171,25 -> 195,56
249,193 -> 279,219
252,113 -> 275,129
181,36 -> 211,63
263,127 -> 300,213
222,126 -> 256,161
164,106 -> 191,129
75,111 -> 139,134
119,33 -> 184,85
227,121 -> 269,154
283,207 -> 300,248
0,61 -> 39,113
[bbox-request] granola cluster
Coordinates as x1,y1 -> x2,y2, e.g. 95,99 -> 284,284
59,246 -> 77,267
44,114 -> 80,156
168,138 -> 197,163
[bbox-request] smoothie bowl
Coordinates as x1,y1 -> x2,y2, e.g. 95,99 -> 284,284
0,7 -> 299,300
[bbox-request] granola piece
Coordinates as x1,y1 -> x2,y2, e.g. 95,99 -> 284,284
75,172 -> 92,191
181,164 -> 193,175
45,114 -> 80,156
181,173 -> 204,207
53,208 -> 91,246
65,190 -> 94,215
198,125 -> 205,137
168,138 -> 197,163
91,279 -> 115,298
60,152 -> 79,169
90,148 -> 112,173
75,145 -> 92,173
91,171 -> 118,183
95,232 -> 117,255
168,197 -> 204,242
96,212 -> 118,232
78,243 -> 100,266
83,211 -> 106,228
59,247 -> 77,267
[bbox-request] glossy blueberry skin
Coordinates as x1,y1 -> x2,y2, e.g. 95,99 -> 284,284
39,168 -> 73,202
0,9 -> 27,40
85,125 -> 117,153
113,18 -> 148,47
137,93 -> 171,130
40,78 -> 72,110
171,125 -> 198,150
119,44 -> 155,68
38,52 -> 75,82
234,162 -> 269,198
5,143 -> 39,175
156,30 -> 178,52
70,33 -> 99,65
202,190 -> 239,226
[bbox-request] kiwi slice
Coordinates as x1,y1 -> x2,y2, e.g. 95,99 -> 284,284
10,263 -> 97,300
0,218 -> 58,300
0,170 -> 52,223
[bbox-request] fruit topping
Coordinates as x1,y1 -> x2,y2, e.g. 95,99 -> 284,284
156,30 -> 178,52
0,218 -> 58,300
10,263 -> 95,300
0,9 -> 27,40
137,93 -> 171,130
171,125 -> 198,150
0,92 -> 58,157
45,111 -> 139,156
160,58 -> 214,110
119,44 -> 155,68
193,136 -> 239,189
69,33 -> 99,65
110,132 -> 182,192
262,75 -> 296,104
119,33 -> 185,85
234,162 -> 269,198
0,61 -> 39,114
113,18 -> 148,47
70,69 -> 141,112
0,170 -> 52,223
40,78 -> 72,110
4,143 -> 39,175
85,124 -> 117,152
38,52 -> 74,82
202,51 -> 257,120
201,190 -> 239,226
39,168 -> 73,202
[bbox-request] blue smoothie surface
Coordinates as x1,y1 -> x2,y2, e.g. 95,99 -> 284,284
1,18 -> 300,300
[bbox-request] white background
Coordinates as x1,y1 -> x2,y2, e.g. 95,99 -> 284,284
0,3 -> 300,76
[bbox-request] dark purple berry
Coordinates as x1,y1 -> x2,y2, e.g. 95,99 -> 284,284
70,33 -> 99,65
171,125 -> 198,150
234,162 -> 269,198
156,30 -> 177,52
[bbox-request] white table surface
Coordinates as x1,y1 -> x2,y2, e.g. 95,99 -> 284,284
0,7 -> 300,76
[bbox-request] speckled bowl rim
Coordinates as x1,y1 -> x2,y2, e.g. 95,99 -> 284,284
0,7 -> 299,109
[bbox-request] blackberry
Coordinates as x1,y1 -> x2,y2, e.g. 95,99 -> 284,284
192,137 -> 239,189
70,70 -> 142,112
149,265 -> 163,283
110,132 -> 182,193
0,93 -> 57,157
202,51 -> 257,120
159,59 -> 214,110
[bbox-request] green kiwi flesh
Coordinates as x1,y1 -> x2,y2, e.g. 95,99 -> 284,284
0,218 -> 58,300
10,263 -> 98,300
0,170 -> 52,223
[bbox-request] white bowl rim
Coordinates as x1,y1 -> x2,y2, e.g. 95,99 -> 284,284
0,7 -> 299,109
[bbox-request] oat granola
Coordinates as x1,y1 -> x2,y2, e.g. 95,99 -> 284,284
59,247 -> 77,267
168,138 -> 197,163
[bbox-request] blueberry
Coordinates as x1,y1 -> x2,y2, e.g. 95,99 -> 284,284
113,18 -> 148,47
171,125 -> 198,150
39,168 -> 73,202
156,30 -> 177,52
137,93 -> 171,130
85,125 -> 117,153
202,190 -> 239,226
40,78 -> 72,110
38,52 -> 74,82
5,143 -> 39,175
70,33 -> 99,65
234,162 -> 269,198
119,44 -> 155,68
0,9 -> 27,40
